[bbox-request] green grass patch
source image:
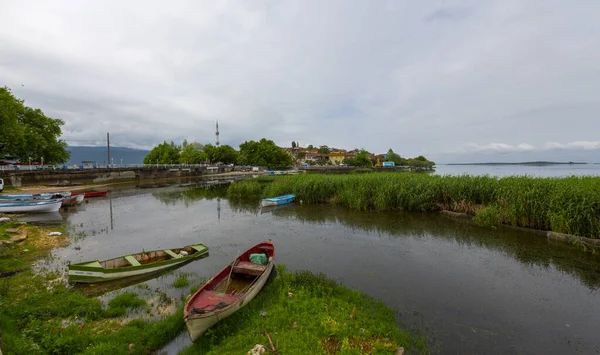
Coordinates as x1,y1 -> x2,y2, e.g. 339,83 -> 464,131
181,265 -> 427,355
106,292 -> 147,317
172,273 -> 190,288
0,224 -> 68,273
0,270 -> 183,354
262,173 -> 600,239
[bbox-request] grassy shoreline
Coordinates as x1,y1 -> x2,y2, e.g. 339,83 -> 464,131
0,218 -> 425,354
232,174 -> 600,239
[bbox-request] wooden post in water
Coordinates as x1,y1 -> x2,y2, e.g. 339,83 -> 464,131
107,132 -> 111,167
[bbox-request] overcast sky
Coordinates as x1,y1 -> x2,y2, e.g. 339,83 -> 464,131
1,0 -> 599,162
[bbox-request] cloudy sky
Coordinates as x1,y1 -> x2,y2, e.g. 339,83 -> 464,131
1,0 -> 599,163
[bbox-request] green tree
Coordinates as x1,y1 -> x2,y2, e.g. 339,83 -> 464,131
318,145 -> 329,154
212,145 -> 239,164
143,141 -> 181,164
0,87 -> 70,164
180,144 -> 208,164
385,149 -> 406,165
239,138 -> 293,169
307,144 -> 314,149
203,144 -> 216,162
343,150 -> 372,167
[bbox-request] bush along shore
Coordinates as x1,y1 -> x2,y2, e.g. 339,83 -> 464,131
0,217 -> 426,354
233,174 -> 600,242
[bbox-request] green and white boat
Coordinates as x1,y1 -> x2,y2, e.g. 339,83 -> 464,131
68,243 -> 209,283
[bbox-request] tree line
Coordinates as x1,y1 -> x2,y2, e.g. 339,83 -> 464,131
143,138 -> 293,169
0,87 -> 70,164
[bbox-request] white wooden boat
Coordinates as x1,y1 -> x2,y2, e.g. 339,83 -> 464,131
68,243 -> 209,283
0,200 -> 62,213
0,192 -> 70,201
184,240 -> 275,342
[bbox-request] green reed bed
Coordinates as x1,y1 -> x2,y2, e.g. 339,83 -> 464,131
257,174 -> 600,239
226,179 -> 264,200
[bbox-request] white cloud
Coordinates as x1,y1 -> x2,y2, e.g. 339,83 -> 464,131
543,141 -> 600,150
0,0 -> 599,155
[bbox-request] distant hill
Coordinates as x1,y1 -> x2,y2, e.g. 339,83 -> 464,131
66,146 -> 149,165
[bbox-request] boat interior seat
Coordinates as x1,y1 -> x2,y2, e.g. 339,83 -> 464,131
233,261 -> 267,276
124,255 -> 141,266
164,249 -> 181,259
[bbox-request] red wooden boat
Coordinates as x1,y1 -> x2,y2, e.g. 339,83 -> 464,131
71,190 -> 108,198
184,240 -> 275,342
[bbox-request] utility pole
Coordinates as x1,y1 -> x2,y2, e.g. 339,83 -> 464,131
107,132 -> 111,167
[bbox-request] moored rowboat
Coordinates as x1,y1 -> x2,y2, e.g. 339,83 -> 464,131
62,194 -> 85,207
68,243 -> 209,283
0,192 -> 70,201
261,194 -> 295,207
71,190 -> 108,198
0,200 -> 62,213
184,240 -> 275,342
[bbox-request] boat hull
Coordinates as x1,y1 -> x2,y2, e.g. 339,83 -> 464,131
0,200 -> 62,213
0,192 -> 70,201
68,256 -> 205,283
71,191 -> 108,198
68,244 -> 209,283
261,194 -> 295,207
185,262 -> 274,341
184,240 -> 275,342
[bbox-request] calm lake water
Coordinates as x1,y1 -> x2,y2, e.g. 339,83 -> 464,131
31,181 -> 600,355
434,164 -> 600,177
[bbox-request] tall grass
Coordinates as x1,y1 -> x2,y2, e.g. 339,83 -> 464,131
262,174 -> 600,238
226,180 -> 263,199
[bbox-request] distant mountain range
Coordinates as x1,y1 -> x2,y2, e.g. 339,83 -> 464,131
66,146 -> 149,165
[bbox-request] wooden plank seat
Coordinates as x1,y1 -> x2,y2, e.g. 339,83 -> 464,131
124,255 -> 141,266
164,249 -> 181,258
232,261 -> 267,276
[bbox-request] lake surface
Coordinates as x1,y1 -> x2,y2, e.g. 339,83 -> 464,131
33,182 -> 600,355
434,164 -> 600,177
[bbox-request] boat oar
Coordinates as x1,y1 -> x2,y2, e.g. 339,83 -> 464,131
224,251 -> 240,292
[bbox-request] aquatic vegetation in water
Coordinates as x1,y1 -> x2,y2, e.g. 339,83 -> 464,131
262,174 -> 600,239
226,179 -> 263,199
172,273 -> 190,288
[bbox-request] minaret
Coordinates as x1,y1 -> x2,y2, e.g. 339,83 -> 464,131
215,121 -> 220,146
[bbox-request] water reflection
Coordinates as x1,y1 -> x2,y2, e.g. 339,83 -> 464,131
271,206 -> 600,290
152,185 -> 228,207
72,253 -> 209,297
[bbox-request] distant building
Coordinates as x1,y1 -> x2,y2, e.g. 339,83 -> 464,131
328,151 -> 345,165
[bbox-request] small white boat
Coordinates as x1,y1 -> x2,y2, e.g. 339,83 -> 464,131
261,194 -> 295,207
0,192 -> 70,201
184,240 -> 275,342
0,200 -> 62,213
